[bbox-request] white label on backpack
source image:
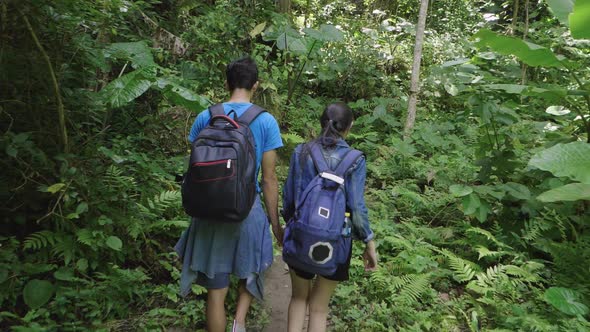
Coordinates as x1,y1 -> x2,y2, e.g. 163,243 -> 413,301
226,159 -> 231,168
320,172 -> 344,185
318,207 -> 330,219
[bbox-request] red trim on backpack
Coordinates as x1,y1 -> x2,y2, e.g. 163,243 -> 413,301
192,160 -> 227,167
212,115 -> 240,129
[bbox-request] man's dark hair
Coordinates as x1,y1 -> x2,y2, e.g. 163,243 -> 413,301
226,57 -> 258,91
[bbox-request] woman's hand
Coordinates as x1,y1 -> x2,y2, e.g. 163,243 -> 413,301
362,240 -> 378,271
271,223 -> 284,247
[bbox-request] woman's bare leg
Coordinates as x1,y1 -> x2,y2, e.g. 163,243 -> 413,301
288,270 -> 312,332
307,276 -> 338,332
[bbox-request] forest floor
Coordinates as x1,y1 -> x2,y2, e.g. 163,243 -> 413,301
262,255 -> 300,332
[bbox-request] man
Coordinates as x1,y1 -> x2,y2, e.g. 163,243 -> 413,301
175,57 -> 283,332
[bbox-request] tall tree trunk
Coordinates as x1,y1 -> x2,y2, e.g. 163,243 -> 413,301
520,0 -> 530,85
277,0 -> 291,13
19,8 -> 69,153
403,0 -> 429,138
510,0 -> 520,35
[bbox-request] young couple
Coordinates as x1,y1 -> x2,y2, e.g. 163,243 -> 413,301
175,57 -> 378,332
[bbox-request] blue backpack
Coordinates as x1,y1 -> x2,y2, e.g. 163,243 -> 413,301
283,143 -> 363,275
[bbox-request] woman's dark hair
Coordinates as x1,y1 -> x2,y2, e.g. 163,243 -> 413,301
299,102 -> 354,166
226,57 -> 258,91
317,102 -> 354,147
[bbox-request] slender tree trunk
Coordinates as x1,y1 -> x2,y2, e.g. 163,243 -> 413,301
510,0 -> 520,35
19,8 -> 69,152
277,0 -> 291,13
403,0 -> 429,138
520,0 -> 529,85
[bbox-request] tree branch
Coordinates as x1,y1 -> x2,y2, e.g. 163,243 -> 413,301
18,8 -> 69,152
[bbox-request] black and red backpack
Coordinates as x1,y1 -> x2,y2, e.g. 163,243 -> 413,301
181,103 -> 265,222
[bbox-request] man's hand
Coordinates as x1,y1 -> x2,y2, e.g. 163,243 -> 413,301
261,150 -> 282,247
363,240 -> 378,272
271,223 -> 284,247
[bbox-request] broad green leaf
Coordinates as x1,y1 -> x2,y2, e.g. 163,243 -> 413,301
474,29 -> 564,68
528,142 -> 590,183
158,78 -> 211,112
106,41 -> 155,68
54,267 -> 75,281
503,182 -> 531,200
537,183 -> 590,202
462,193 -> 481,215
483,84 -> 567,100
75,202 -> 88,215
450,184 -> 473,197
444,83 -> 459,96
76,258 -> 88,272
475,201 -> 490,222
276,28 -> 307,53
544,287 -> 589,316
546,105 -> 571,115
303,25 -> 344,42
6,145 -> 17,158
545,0 -> 574,26
570,0 -> 590,39
106,236 -> 123,251
46,183 -> 65,194
23,279 -> 54,309
319,24 -> 344,42
249,22 -> 266,38
101,67 -> 155,108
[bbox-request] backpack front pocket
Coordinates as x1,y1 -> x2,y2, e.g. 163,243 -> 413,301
190,159 -> 235,183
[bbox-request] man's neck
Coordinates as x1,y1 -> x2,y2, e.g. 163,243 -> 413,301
228,89 -> 252,103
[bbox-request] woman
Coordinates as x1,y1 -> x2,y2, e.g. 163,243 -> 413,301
281,102 -> 378,332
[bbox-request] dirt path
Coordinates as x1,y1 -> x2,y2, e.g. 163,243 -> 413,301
262,255 -> 299,332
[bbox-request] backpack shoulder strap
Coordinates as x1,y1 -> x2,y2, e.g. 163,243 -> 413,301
238,104 -> 266,125
208,103 -> 225,117
333,149 -> 364,178
309,143 -> 329,174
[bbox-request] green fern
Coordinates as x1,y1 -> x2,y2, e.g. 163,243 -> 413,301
475,245 -> 506,260
466,227 -> 511,250
146,219 -> 189,232
23,230 -> 58,250
438,248 -> 478,282
396,273 -> 431,303
281,133 -> 305,145
51,235 -> 76,265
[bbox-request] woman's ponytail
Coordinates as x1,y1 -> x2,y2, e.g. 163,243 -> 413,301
318,102 -> 354,147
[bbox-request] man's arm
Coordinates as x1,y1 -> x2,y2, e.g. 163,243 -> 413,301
261,149 -> 283,246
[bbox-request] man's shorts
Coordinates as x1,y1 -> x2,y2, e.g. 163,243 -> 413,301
196,272 -> 231,289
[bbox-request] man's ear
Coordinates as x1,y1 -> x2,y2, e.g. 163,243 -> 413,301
252,81 -> 260,92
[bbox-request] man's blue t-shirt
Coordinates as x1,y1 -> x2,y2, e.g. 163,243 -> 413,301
188,102 -> 283,192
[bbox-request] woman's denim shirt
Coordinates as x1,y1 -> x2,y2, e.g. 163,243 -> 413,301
282,139 -> 374,243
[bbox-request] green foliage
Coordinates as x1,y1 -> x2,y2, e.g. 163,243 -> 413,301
2,0 -> 589,330
474,29 -> 565,68
544,287 -> 590,316
529,141 -> 590,184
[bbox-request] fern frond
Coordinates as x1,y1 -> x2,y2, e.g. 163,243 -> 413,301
466,227 -> 511,250
51,235 -> 76,265
397,273 -> 431,303
438,248 -> 478,282
281,133 -> 305,144
23,230 -> 58,250
146,219 -> 189,232
475,245 -> 506,260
